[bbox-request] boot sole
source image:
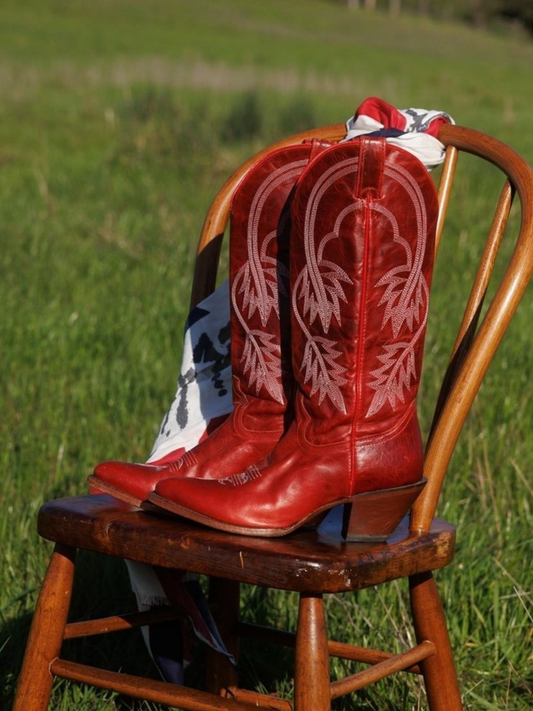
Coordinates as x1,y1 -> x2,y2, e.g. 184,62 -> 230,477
87,475 -> 144,508
146,479 -> 426,541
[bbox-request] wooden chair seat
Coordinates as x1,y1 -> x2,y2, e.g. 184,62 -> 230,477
38,494 -> 455,592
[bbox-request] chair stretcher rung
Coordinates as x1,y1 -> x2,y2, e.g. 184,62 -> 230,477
223,686 -> 293,710
64,607 -> 182,639
237,622 -> 422,673
329,640 -> 436,699
50,659 -> 259,711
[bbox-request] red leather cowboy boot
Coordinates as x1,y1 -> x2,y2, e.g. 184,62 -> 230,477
148,137 -> 439,539
89,142 -> 329,506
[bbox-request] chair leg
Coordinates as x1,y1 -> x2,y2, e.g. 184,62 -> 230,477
13,543 -> 76,711
206,577 -> 240,694
409,571 -> 463,711
294,593 -> 331,711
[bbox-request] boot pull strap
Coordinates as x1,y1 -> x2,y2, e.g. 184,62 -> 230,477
303,138 -> 335,162
354,137 -> 386,200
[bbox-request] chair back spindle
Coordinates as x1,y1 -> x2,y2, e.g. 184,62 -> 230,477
412,125 -> 533,531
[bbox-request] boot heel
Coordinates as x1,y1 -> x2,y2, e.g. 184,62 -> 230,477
341,479 -> 426,542
301,511 -> 328,531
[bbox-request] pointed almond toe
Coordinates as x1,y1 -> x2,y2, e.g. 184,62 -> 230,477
88,461 -> 175,507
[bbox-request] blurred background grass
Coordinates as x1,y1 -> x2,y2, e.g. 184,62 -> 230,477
1,0 -> 533,709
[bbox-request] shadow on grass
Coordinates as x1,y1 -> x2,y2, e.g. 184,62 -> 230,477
1,550 -> 161,710
2,539 -> 420,710
0,609 -> 34,710
2,549 -> 307,710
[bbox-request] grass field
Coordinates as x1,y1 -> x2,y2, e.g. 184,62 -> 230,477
1,0 -> 533,709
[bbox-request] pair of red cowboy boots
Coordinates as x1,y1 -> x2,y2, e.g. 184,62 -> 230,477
89,135 -> 438,540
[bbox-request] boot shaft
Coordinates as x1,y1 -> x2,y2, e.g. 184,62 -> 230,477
290,137 -> 438,444
228,142 -> 330,428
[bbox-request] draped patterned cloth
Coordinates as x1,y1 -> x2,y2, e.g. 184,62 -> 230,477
124,97 -> 454,683
147,280 -> 233,466
124,283 -> 235,679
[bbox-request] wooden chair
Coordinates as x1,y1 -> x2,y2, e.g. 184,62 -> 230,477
12,124 -> 533,711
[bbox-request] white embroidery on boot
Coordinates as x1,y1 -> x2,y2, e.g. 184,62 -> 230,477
293,158 -> 359,414
217,463 -> 263,487
232,160 -> 308,405
365,161 -> 431,417
170,450 -> 198,471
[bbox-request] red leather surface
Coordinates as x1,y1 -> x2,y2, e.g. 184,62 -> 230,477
151,138 -> 438,534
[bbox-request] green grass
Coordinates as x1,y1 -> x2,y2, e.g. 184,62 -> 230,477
1,0 -> 533,709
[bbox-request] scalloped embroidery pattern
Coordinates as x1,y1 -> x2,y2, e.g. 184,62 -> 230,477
365,160 -> 431,417
232,159 -> 308,405
292,157 -> 361,414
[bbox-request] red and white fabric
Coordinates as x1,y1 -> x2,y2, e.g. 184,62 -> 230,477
344,96 -> 454,170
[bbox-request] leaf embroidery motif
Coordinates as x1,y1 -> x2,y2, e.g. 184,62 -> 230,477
365,162 -> 431,417
297,234 -> 352,330
241,326 -> 283,398
232,160 -> 307,404
293,158 -> 360,413
301,334 -> 348,412
237,230 -> 282,322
